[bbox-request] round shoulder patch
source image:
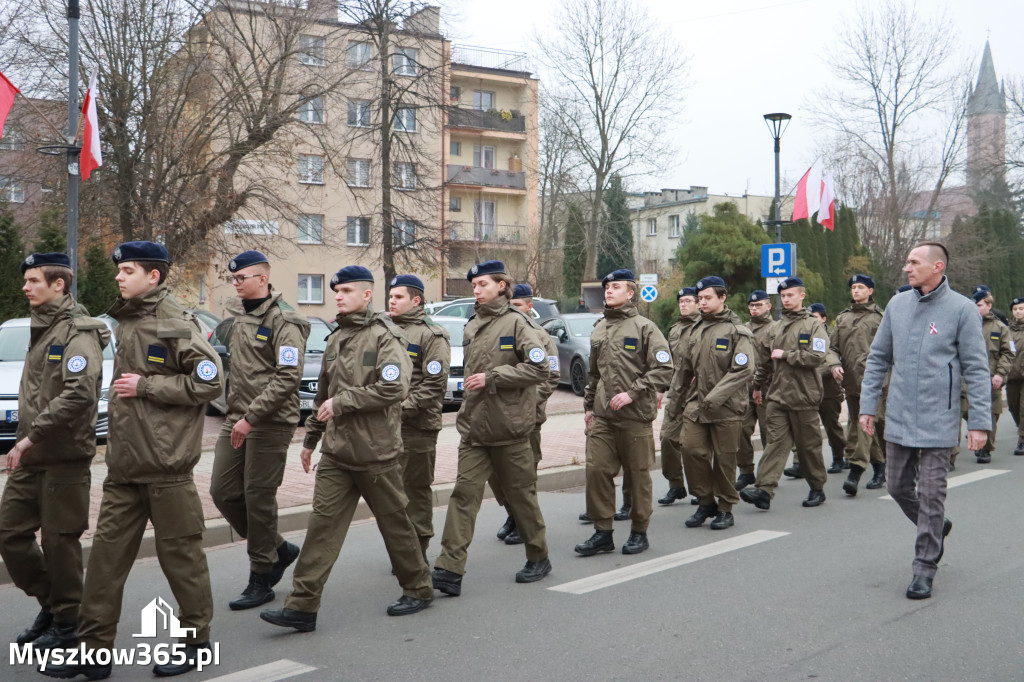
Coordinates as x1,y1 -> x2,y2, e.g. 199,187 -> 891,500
382,364 -> 401,381
528,347 -> 545,363
656,350 -> 671,363
196,359 -> 218,381
735,352 -> 749,366
426,360 -> 442,375
66,355 -> 87,373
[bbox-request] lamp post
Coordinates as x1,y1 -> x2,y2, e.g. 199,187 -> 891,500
66,0 -> 81,297
763,112 -> 791,316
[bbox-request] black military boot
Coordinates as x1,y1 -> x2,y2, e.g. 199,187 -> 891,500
1015,440 -> 1024,456
515,558 -> 553,582
574,530 -> 615,556
975,449 -> 991,464
684,504 -> 718,528
578,511 -> 593,523
783,462 -> 804,478
740,487 -> 771,510
37,658 -> 112,679
16,607 -> 52,644
432,568 -> 463,596
865,461 -> 886,489
31,622 -> 77,650
622,532 -> 649,555
504,528 -> 523,545
709,511 -> 735,530
657,487 -> 687,505
827,458 -> 844,474
496,515 -> 516,541
734,472 -> 756,491
386,595 -> 432,616
153,642 -> 211,676
843,465 -> 865,496
802,489 -> 827,507
613,503 -> 631,521
269,541 -> 300,587
259,607 -> 317,632
229,571 -> 275,610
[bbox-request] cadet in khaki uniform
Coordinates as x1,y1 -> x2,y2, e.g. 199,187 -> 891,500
1,253 -> 108,652
575,269 -> 673,557
809,303 -> 847,479
388,274 -> 450,555
210,251 -> 310,610
740,276 -> 829,510
668,277 -> 753,531
1005,296 -> 1024,456
657,287 -> 699,506
959,288 -> 1013,464
432,261 -> 553,595
737,290 -> 773,491
493,283 -> 560,545
45,241 -> 223,680
260,266 -> 432,631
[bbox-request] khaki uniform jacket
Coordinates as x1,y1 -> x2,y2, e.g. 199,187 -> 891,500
584,303 -> 673,425
669,307 -> 754,424
224,292 -> 311,428
455,297 -> 550,446
106,286 -> 224,483
527,317 -> 561,426
393,307 -> 450,432
1008,320 -> 1024,381
752,307 -> 828,410
830,301 -> 883,397
17,295 -> 109,468
664,312 -> 700,408
820,326 -> 845,400
982,314 -> 1014,380
747,312 -> 774,398
303,307 -> 411,468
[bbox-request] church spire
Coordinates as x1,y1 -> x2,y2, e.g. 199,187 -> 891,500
967,40 -> 1007,116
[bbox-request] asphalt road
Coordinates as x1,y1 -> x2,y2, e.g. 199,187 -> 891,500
2,414 -> 1023,681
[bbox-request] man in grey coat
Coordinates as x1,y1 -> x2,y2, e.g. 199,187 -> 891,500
859,242 -> 991,600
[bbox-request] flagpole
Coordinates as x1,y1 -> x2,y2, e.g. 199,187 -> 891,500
66,0 -> 81,297
14,93 -> 67,141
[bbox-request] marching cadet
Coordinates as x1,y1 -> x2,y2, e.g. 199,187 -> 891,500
1006,296 -> 1024,456
657,286 -> 699,507
260,266 -> 432,631
574,269 -> 673,556
736,290 -> 773,491
432,261 -> 553,596
493,283 -> 559,545
830,275 -> 886,492
959,288 -> 1013,464
210,251 -> 309,610
388,274 -> 450,557
1,253 -> 108,652
42,241 -> 223,679
808,303 -> 847,480
668,277 -> 753,531
740,276 -> 829,510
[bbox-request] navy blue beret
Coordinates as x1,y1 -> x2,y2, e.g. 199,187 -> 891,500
21,252 -> 71,273
112,241 -> 170,265
972,289 -> 992,303
695,276 -> 726,292
896,284 -> 912,294
601,269 -> 635,288
390,274 -> 425,291
1012,297 -> 1024,307
747,289 -> 770,303
330,265 -> 374,289
677,287 -> 697,300
809,302 -> 827,315
511,283 -> 534,299
466,260 -> 506,282
777,276 -> 804,291
848,274 -> 875,289
228,250 -> 269,273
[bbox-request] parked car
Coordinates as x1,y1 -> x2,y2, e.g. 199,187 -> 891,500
187,308 -> 222,341
434,296 -> 560,322
0,315 -> 117,444
424,298 -> 474,316
429,315 -> 467,406
541,313 -> 603,396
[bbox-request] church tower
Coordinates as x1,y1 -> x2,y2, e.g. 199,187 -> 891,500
966,41 -> 1007,192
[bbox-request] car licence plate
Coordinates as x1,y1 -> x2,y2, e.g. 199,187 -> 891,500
5,410 -> 17,423
299,399 -> 314,410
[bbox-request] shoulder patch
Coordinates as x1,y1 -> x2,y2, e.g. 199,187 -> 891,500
66,355 -> 87,373
812,337 -> 827,352
735,352 -> 749,366
196,359 -> 218,381
528,347 -> 546,363
426,360 -> 443,375
656,350 -> 671,363
381,363 -> 401,381
278,346 -> 300,366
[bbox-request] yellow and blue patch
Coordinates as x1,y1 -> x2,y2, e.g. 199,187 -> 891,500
407,343 -> 421,358
798,333 -> 810,345
255,326 -> 271,343
715,338 -> 729,352
47,345 -> 64,363
623,337 -> 638,351
499,336 -> 515,351
147,344 -> 167,364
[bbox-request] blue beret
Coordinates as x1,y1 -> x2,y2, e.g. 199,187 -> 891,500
777,276 -> 804,291
1012,297 -> 1024,307
601,269 -> 635,288
695,276 -> 726,292
896,284 -> 912,294
809,302 -> 827,315
466,260 -> 506,282
112,241 -> 170,265
330,265 -> 374,289
973,284 -> 990,297
228,250 -> 269,273
390,274 -> 425,291
972,289 -> 991,303
511,283 -> 534,299
21,252 -> 71,273
747,289 -> 770,303
848,274 -> 875,289
677,287 -> 697,300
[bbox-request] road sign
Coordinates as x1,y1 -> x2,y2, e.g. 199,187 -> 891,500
765,277 -> 786,294
761,243 -> 797,278
640,285 -> 658,302
638,273 -> 658,285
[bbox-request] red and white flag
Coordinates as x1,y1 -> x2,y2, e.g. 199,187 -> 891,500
819,173 -> 836,231
80,67 -> 102,180
0,69 -> 20,143
791,158 -> 822,222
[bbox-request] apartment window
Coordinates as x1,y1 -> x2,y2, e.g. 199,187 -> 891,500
346,158 -> 371,187
224,219 -> 279,236
298,35 -> 325,67
347,99 -> 371,127
394,47 -> 418,76
450,85 -> 461,102
474,200 -> 496,239
393,162 -> 417,190
298,154 -> 324,184
297,214 -> 324,244
450,140 -> 461,156
394,219 -> 415,247
472,145 -> 495,169
394,107 -> 417,133
346,216 -> 370,246
472,90 -> 494,110
0,129 -> 24,150
0,177 -> 25,203
647,218 -> 657,236
668,214 -> 680,238
450,196 -> 462,212
347,41 -> 372,69
297,274 -> 324,304
298,96 -> 324,124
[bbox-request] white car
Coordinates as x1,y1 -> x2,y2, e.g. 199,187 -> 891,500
429,315 -> 467,406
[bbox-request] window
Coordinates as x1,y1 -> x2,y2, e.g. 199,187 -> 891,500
224,219 -> 279,236
450,85 -> 461,101
347,99 -> 371,127
394,47 -> 418,76
347,41 -> 372,69
0,177 -> 25,203
473,90 -> 494,110
394,219 -> 415,247
472,145 -> 495,169
393,162 -> 417,190
647,218 -> 657,236
298,154 -> 324,184
346,158 -> 371,187
394,106 -> 417,133
0,129 -> 24,150
668,214 -> 680,238
474,200 -> 496,239
298,96 -> 324,124
298,35 -> 325,67
450,140 -> 461,156
297,214 -> 323,244
450,196 -> 462,212
346,217 -> 370,245
297,274 -> 324,304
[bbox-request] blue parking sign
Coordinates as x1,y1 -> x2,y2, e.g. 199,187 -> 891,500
640,285 -> 658,302
761,243 -> 796,278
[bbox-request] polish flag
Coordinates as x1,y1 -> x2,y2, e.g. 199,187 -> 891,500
80,67 -> 102,180
791,158 -> 822,222
0,70 -> 20,143
819,173 -> 836,231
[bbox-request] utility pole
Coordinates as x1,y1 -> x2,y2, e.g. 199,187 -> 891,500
66,0 -> 81,297
763,112 -> 791,317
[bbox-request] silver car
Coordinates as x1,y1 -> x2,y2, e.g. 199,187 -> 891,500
429,315 -> 467,406
542,313 -> 602,396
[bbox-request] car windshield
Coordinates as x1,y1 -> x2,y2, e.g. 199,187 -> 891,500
0,324 -> 114,360
434,319 -> 465,346
567,316 -> 601,337
306,319 -> 333,353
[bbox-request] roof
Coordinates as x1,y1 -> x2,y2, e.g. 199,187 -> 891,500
967,40 -> 1007,116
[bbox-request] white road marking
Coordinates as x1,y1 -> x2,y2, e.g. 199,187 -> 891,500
205,659 -> 316,682
879,469 -> 1009,500
549,530 -> 789,595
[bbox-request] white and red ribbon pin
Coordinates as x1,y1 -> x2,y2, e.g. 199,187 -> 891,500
929,322 -> 938,335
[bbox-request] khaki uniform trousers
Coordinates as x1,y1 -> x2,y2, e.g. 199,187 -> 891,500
754,404 -> 826,497
78,479 -> 212,649
210,422 -> 294,573
818,395 -> 847,465
738,401 -> 767,475
843,396 -> 885,469
399,426 -> 440,552
436,440 -> 548,575
586,417 -> 654,533
680,419 -> 741,511
1006,380 -> 1024,440
659,411 -> 686,490
954,389 -> 1002,461
0,465 -> 90,624
489,425 -> 542,508
286,456 -> 431,612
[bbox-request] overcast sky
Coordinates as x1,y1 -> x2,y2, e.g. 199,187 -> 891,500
446,0 -> 1023,199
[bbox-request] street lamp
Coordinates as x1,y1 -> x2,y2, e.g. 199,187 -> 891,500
763,112 -> 791,244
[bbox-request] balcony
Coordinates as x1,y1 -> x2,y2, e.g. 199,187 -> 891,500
447,221 -> 527,247
447,164 -> 525,191
450,45 -> 531,74
448,107 -> 526,134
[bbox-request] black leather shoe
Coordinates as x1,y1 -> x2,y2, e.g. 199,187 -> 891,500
153,642 -> 211,677
906,575 -> 933,599
432,568 -> 462,596
269,541 -> 300,588
658,487 -> 687,505
709,511 -> 735,530
386,595 -> 431,616
685,504 -> 718,528
31,622 -> 77,650
827,459 -> 844,474
976,449 -> 991,464
621,532 -> 649,555
516,558 -> 553,583
259,607 -> 316,632
38,660 -> 112,679
504,529 -> 523,545
229,572 -> 275,610
740,487 -> 771,510
1015,440 -> 1024,456
841,459 -> 851,470
734,473 -> 756,491
936,518 -> 953,562
578,511 -> 593,523
17,607 -> 52,644
865,461 -> 886,489
574,530 -> 615,556
690,497 -> 700,505
783,463 -> 804,479
613,504 -> 631,521
496,515 -> 516,540
802,489 -> 826,507
843,465 -> 865,496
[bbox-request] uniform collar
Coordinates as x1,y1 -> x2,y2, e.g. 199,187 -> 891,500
108,284 -> 168,319
677,311 -> 700,326
700,306 -> 735,324
227,289 -> 281,317
30,294 -> 76,330
336,304 -> 375,328
391,306 -> 426,326
781,307 -> 810,320
1010,320 -> 1024,331
604,302 -> 638,319
475,296 -> 510,318
850,300 -> 877,312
